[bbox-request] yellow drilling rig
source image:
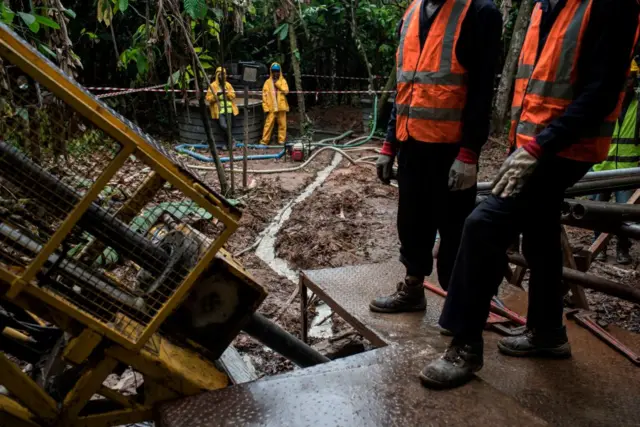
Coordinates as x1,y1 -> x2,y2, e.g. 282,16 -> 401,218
0,24 -> 326,427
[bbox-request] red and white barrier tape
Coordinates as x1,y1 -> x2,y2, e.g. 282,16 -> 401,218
94,87 -> 396,99
301,74 -> 386,81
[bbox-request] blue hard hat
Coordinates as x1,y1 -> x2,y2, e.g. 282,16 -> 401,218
271,64 -> 281,71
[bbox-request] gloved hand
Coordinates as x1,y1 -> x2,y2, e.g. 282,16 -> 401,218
492,146 -> 540,198
376,141 -> 396,184
449,148 -> 478,191
377,153 -> 395,185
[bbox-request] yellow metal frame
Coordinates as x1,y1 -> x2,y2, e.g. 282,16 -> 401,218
0,352 -> 58,422
0,24 -> 257,427
0,24 -> 242,350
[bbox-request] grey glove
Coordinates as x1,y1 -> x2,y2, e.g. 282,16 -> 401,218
376,154 -> 395,185
492,147 -> 539,198
448,159 -> 477,191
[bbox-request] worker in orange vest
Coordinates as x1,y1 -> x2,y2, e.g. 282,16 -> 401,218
421,0 -> 640,389
370,0 -> 502,313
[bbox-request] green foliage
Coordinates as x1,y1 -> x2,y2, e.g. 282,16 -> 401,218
184,0 -> 207,19
1,2 -> 77,72
274,23 -> 289,41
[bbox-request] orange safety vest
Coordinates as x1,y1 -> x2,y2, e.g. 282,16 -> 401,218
510,0 -> 629,163
396,0 -> 472,143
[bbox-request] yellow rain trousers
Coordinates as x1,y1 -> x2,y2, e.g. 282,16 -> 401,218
261,112 -> 288,145
261,62 -> 289,144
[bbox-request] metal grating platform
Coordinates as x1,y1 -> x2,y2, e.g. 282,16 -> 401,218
158,262 -> 640,426
301,262 -> 640,426
301,262 -> 445,346
157,340 -> 546,427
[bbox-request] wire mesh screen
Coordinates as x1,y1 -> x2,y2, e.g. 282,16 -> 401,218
0,62 -> 123,273
0,45 -> 229,346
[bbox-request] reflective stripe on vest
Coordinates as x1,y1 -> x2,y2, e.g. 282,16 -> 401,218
510,0 -> 619,163
593,98 -> 640,171
395,0 -> 471,143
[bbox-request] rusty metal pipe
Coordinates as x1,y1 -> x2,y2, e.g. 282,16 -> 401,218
507,253 -> 640,304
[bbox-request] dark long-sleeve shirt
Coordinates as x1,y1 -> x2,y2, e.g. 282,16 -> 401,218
385,0 -> 503,157
533,0 -> 639,157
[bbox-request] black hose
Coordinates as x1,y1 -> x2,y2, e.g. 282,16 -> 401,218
242,313 -> 330,368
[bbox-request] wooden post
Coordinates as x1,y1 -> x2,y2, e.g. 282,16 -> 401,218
243,85 -> 249,189
561,227 -> 590,309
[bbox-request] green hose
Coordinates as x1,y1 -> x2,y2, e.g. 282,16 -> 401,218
312,130 -> 354,146
312,96 -> 379,148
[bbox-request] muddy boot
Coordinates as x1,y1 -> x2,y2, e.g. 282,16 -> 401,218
616,247 -> 632,265
369,276 -> 426,313
497,327 -> 571,358
419,339 -> 483,389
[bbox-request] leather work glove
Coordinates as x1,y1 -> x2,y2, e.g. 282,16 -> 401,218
449,148 -> 478,191
377,153 -> 395,185
377,141 -> 396,185
492,146 -> 540,198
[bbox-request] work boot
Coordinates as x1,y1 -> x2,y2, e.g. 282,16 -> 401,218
369,276 -> 426,313
616,248 -> 632,265
497,327 -> 571,358
419,339 -> 484,389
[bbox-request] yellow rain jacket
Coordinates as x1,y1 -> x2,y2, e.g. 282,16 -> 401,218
262,63 -> 290,113
206,67 -> 239,119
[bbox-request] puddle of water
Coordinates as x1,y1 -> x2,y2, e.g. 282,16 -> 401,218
309,302 -> 334,339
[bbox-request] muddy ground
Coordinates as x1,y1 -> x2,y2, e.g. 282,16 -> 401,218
188,135 -> 640,377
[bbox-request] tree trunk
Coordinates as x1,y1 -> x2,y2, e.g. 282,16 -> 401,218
347,0 -> 374,91
288,22 -> 307,131
500,0 -> 513,36
492,0 -> 533,136
377,67 -> 396,123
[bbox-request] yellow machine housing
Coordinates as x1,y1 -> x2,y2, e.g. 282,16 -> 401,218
0,23 -> 266,427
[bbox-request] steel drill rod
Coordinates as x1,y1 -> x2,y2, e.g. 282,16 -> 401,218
580,167 -> 640,182
508,253 -> 640,304
560,216 -> 640,239
478,173 -> 640,196
0,141 -> 169,274
242,313 -> 330,368
565,199 -> 640,222
566,176 -> 640,197
0,222 -> 145,310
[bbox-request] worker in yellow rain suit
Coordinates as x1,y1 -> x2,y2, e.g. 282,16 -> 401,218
260,63 -> 289,145
206,67 -> 239,150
